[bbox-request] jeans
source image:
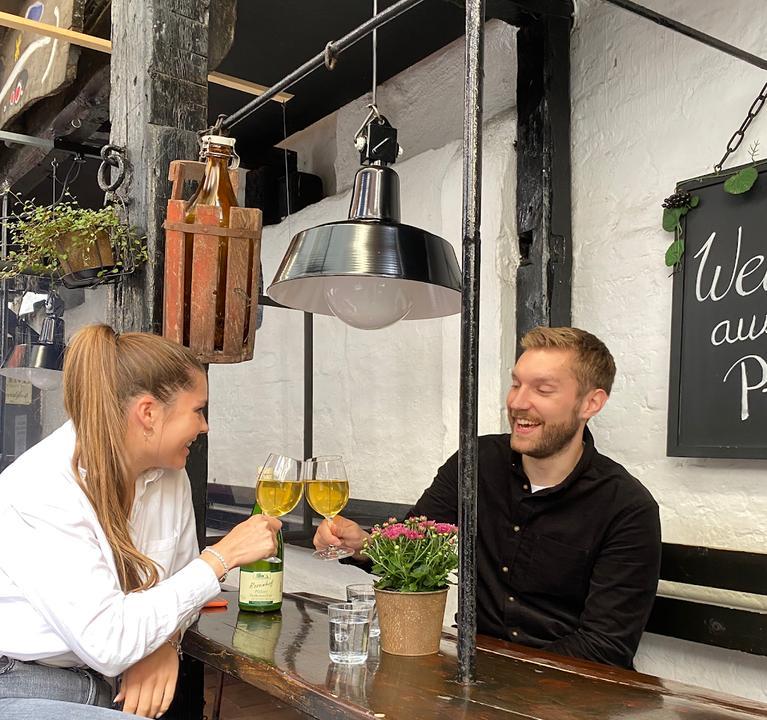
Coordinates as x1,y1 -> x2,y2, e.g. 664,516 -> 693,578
0,656 -> 113,708
0,698 -> 135,719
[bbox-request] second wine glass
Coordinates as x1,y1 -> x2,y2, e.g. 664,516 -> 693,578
303,456 -> 353,560
255,453 -> 302,563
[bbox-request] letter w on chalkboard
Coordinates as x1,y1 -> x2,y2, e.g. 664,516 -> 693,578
668,161 -> 767,458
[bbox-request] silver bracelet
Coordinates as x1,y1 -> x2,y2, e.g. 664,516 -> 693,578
167,637 -> 183,660
201,547 -> 230,582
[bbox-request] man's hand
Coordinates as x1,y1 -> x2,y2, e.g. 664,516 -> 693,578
115,641 -> 179,718
313,515 -> 369,560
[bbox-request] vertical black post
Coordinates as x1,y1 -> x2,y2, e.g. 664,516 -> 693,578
515,15 -> 572,342
457,0 -> 485,686
303,311 -> 314,534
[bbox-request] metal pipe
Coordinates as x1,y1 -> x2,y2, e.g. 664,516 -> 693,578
457,0 -> 485,686
602,0 -> 767,72
303,311 -> 314,534
222,0 -> 427,130
0,130 -> 53,151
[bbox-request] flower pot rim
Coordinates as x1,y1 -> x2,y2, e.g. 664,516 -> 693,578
373,586 -> 449,596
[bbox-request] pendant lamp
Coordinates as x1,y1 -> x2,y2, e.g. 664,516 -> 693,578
0,292 -> 65,390
267,112 -> 461,329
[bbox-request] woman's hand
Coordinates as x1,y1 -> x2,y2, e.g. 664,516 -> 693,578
115,641 -> 179,718
208,514 -> 282,571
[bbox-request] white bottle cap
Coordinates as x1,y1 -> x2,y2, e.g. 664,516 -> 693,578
203,134 -> 236,147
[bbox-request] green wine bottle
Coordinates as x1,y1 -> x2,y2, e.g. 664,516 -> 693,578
238,500 -> 284,613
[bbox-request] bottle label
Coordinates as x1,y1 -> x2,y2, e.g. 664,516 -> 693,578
239,570 -> 283,604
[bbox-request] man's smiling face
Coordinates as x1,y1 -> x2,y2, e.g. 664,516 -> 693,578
506,348 -> 588,459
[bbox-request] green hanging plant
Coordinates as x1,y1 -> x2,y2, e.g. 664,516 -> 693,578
661,190 -> 699,268
723,141 -> 760,195
0,194 -> 147,286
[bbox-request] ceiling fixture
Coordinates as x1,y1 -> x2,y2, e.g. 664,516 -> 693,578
267,2 -> 461,330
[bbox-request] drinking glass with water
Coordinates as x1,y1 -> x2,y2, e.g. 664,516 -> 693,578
345,584 -> 380,638
328,602 -> 372,664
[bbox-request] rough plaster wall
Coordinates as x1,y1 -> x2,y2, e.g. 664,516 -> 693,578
208,25 -> 518,505
571,0 -> 767,701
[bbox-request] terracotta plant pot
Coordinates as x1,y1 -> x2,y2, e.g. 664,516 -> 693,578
374,587 -> 448,656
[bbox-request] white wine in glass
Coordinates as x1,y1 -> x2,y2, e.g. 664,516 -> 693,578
303,456 -> 353,560
255,453 -> 302,563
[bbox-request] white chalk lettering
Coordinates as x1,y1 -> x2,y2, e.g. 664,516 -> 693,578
710,315 -> 767,347
695,229 -> 741,303
722,354 -> 767,421
735,254 -> 766,297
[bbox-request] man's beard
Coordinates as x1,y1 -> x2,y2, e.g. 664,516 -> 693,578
510,411 -> 581,459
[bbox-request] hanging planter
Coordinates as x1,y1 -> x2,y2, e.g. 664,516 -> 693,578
1,195 -> 147,288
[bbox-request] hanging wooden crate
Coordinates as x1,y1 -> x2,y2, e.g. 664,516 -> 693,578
163,160 -> 262,364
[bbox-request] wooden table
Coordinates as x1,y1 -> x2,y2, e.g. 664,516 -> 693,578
183,592 -> 767,720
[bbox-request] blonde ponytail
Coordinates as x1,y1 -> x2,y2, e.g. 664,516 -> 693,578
63,324 -> 204,591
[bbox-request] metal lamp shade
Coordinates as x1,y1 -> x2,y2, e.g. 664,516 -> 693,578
267,166 -> 461,326
268,220 -> 461,321
0,342 -> 64,390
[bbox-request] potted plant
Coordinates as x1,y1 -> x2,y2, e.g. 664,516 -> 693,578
362,516 -> 459,656
2,196 -> 147,288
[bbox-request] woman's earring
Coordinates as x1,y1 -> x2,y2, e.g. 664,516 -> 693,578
143,427 -> 154,441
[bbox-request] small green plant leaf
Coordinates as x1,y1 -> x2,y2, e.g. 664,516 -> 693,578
662,208 -> 683,232
665,238 -> 684,267
723,166 -> 758,194
689,195 -> 700,208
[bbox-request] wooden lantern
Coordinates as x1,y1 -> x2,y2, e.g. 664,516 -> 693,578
162,160 -> 262,363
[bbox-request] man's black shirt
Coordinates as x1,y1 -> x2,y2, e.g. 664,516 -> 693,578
407,428 -> 661,669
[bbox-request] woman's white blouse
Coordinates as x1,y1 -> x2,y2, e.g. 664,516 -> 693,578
0,422 -> 220,677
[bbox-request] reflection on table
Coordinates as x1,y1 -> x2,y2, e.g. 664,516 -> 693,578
183,592 -> 767,720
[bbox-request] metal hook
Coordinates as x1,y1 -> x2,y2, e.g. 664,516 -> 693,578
353,103 -> 382,149
324,41 -> 338,70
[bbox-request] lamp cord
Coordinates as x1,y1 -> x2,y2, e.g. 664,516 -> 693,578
282,102 -> 293,241
372,0 -> 378,107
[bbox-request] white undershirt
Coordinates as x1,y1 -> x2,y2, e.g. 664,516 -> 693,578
529,482 -> 549,493
0,421 -> 220,677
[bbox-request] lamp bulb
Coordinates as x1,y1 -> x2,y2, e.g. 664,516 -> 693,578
325,277 -> 413,330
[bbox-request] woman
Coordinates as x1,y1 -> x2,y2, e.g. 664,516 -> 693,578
0,325 -> 280,717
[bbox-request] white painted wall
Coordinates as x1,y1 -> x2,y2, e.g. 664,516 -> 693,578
570,0 -> 767,701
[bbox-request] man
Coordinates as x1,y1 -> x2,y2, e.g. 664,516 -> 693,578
314,327 -> 661,669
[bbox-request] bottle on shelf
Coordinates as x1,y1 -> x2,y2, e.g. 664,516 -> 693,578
238,498 -> 284,613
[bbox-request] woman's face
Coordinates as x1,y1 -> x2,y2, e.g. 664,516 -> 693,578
151,371 -> 209,470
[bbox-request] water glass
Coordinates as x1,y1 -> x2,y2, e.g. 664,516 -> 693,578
345,583 -> 380,638
328,602 -> 371,664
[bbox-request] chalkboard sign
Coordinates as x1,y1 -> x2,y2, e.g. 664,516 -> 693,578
668,161 -> 767,458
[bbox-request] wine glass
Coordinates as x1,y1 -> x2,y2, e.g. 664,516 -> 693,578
255,453 -> 302,563
303,455 -> 353,560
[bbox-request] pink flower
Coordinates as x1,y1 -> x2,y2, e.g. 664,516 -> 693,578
435,523 -> 458,535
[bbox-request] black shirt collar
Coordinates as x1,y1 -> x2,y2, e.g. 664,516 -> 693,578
509,425 -> 597,493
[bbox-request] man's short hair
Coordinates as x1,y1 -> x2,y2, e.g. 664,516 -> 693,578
520,327 -> 616,395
